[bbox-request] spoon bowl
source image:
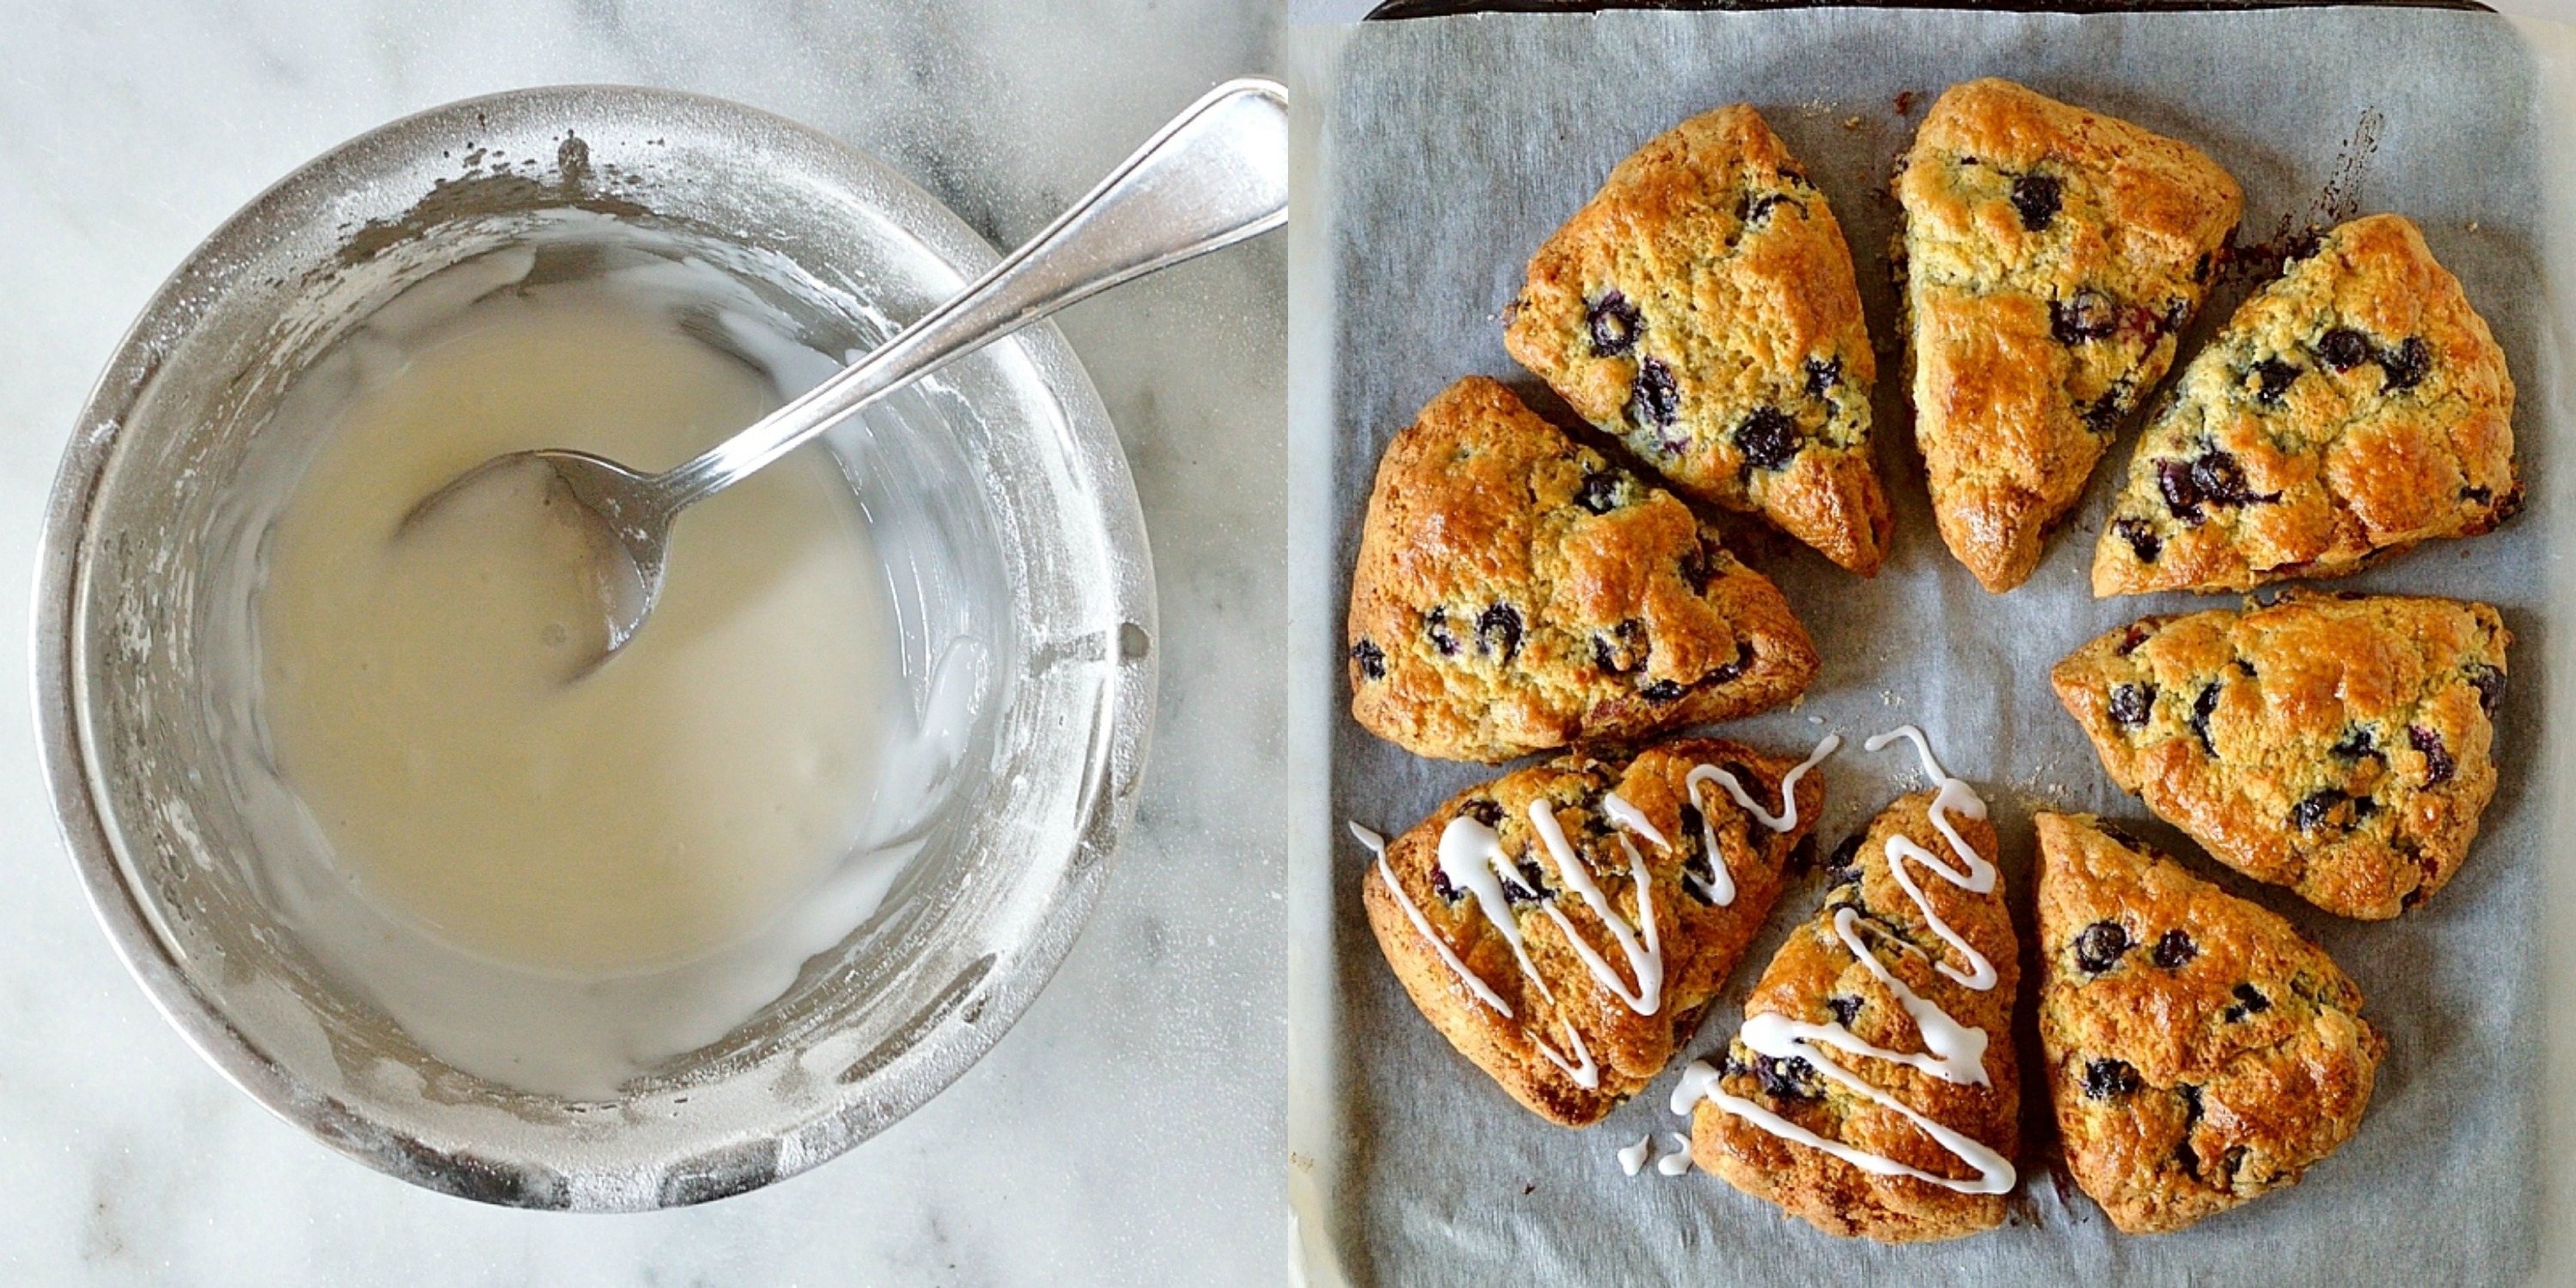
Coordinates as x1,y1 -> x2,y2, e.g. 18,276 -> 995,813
404,447 -> 666,665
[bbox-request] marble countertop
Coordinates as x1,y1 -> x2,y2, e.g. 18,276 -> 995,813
0,2 -> 1284,1283
9,2 -> 2573,1285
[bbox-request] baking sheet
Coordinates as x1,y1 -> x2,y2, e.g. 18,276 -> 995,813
1285,7 -> 2576,1283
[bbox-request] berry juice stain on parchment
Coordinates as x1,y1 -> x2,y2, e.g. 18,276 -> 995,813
2223,106 -> 2386,285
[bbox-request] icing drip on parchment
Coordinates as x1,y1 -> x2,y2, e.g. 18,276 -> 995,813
1654,1132 -> 1693,1176
1618,1135 -> 1653,1176
1670,725 -> 2016,1197
1615,1131 -> 1697,1178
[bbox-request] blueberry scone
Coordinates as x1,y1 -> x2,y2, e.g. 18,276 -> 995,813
1898,78 -> 2243,592
2052,592 -> 2507,920
2036,813 -> 2386,1234
1504,104 -> 1892,575
2093,214 -> 2518,595
1684,744 -> 2019,1242
1359,738 -> 1826,1126
1346,376 -> 1819,762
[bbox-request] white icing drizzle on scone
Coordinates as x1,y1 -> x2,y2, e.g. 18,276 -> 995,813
1867,725 -> 1998,990
1670,1043 -> 2013,1195
1429,818 -> 1558,991
1624,732 -> 1841,906
1688,732 -> 1840,837
1522,801 -> 1662,1015
1671,725 -> 2017,1197
1351,822 -> 1599,1088
1598,793 -> 1669,848
1353,734 -> 1838,1101
1353,823 -> 1515,1017
1434,810 -> 1660,1018
1750,909 -> 1992,1088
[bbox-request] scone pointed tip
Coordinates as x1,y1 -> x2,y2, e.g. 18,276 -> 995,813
1901,78 -> 2241,595
1504,101 -> 1892,577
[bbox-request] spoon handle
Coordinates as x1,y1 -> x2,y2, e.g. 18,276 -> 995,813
656,77 -> 1288,509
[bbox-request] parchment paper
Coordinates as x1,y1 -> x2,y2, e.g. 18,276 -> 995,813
1285,8 -> 2576,1284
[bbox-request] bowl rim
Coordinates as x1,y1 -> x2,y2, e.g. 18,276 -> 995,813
29,82 -> 1157,1208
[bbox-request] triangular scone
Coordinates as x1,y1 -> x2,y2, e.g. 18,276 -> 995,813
1687,784 -> 2020,1242
2035,813 -> 2386,1234
2052,592 -> 2507,920
1347,377 -> 1818,762
1361,738 -> 1824,1126
1504,105 -> 1891,575
2093,214 -> 2518,594
1898,79 -> 2242,592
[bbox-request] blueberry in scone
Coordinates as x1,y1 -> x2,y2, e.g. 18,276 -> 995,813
1359,738 -> 1824,1126
1346,376 -> 1818,762
1504,104 -> 1893,575
2092,214 -> 2518,595
1684,739 -> 2019,1242
2035,813 -> 2385,1234
2051,592 -> 2507,919
1897,78 -> 2243,592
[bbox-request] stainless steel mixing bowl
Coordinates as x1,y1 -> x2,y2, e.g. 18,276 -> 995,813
32,86 -> 1156,1209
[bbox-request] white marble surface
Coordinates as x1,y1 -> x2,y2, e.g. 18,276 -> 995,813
1285,0 -> 2576,19
0,1 -> 1284,1283
9,1 -> 2573,1284
1283,1 -> 2576,27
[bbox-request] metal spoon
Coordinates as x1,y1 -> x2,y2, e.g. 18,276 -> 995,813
405,77 -> 1287,670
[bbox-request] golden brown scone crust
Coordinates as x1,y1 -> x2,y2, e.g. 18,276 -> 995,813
2034,813 -> 2386,1234
1362,739 -> 1821,1125
2093,214 -> 2518,595
1692,793 -> 2020,1242
1504,104 -> 1891,574
2051,592 -> 2507,919
1898,78 -> 2243,592
1346,377 -> 1818,762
